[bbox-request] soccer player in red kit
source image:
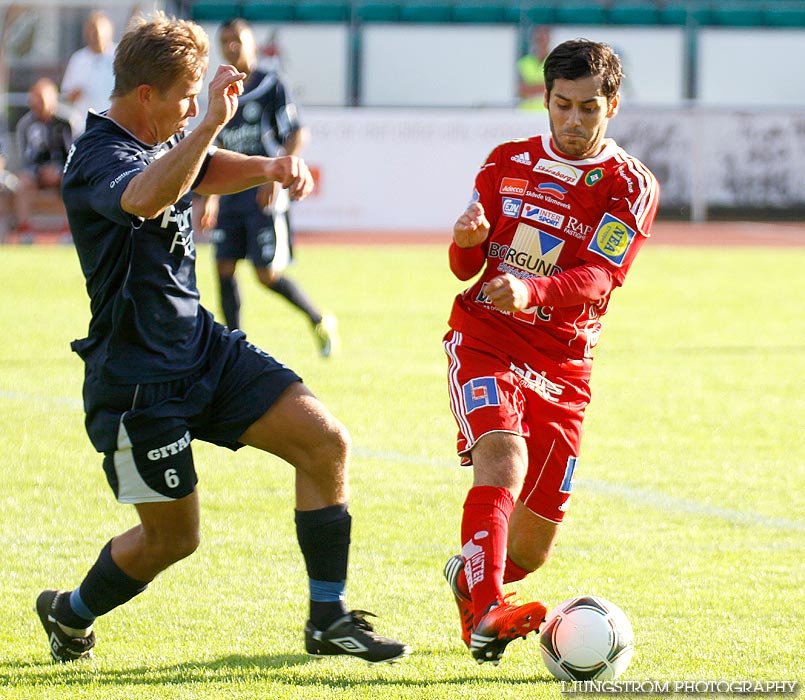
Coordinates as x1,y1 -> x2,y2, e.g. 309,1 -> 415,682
442,39 -> 660,664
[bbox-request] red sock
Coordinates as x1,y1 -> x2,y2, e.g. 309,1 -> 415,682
503,556 -> 532,584
455,557 -> 531,596
461,485 -> 515,623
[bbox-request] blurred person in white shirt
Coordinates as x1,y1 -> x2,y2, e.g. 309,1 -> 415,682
61,11 -> 116,133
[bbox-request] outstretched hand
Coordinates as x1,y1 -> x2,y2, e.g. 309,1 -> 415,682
205,64 -> 247,129
264,156 -> 314,202
453,202 -> 490,248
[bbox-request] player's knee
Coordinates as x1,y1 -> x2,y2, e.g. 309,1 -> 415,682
257,267 -> 279,287
299,418 -> 350,491
316,417 -> 351,470
150,528 -> 201,566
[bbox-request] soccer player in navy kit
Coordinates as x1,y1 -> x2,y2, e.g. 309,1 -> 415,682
36,11 -> 408,664
195,18 -> 338,356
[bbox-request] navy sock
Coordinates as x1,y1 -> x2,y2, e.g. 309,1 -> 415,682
57,540 -> 149,627
55,590 -> 94,630
219,275 -> 241,330
268,276 -> 322,325
295,505 -> 351,629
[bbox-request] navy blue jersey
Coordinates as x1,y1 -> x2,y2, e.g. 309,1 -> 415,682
216,68 -> 301,159
63,111 -> 215,384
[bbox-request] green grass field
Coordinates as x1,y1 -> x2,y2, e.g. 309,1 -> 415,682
0,240 -> 802,700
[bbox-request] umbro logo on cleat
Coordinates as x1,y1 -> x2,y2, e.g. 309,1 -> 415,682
329,636 -> 369,653
511,152 -> 532,166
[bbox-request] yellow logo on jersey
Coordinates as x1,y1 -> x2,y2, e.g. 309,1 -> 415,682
587,213 -> 636,266
597,222 -> 629,256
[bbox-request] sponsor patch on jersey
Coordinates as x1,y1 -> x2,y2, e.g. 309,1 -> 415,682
462,377 -> 501,414
564,216 -> 593,239
503,222 -> 564,277
585,167 -> 604,186
587,213 -> 637,266
499,177 -> 528,196
536,182 -> 568,199
533,158 -> 583,185
502,197 -> 522,217
522,203 -> 564,229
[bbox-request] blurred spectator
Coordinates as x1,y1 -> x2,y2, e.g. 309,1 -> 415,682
517,25 -> 551,110
61,11 -> 116,132
0,140 -> 19,238
14,77 -> 73,232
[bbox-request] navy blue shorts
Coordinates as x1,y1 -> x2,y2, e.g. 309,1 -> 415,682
213,191 -> 293,269
82,326 -> 301,504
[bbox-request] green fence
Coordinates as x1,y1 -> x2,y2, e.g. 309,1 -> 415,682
186,0 -> 805,26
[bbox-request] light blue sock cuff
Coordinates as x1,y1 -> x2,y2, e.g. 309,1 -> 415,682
70,588 -> 97,622
309,578 -> 346,603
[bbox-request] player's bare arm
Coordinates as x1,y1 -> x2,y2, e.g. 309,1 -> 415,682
195,150 -> 314,201
198,194 -> 219,230
119,64 -> 245,219
453,202 -> 490,248
255,181 -> 276,209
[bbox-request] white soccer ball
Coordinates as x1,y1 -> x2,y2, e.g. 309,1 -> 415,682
539,595 -> 634,681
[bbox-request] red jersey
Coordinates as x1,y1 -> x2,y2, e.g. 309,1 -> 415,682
448,133 -> 660,370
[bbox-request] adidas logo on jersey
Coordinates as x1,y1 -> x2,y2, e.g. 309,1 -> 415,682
511,152 -> 532,166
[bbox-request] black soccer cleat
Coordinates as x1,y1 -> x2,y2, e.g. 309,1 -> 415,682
304,610 -> 411,664
36,590 -> 95,663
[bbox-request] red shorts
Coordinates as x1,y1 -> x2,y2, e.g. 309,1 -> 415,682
443,329 -> 592,523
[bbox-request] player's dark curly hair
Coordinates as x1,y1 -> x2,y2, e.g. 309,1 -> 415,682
543,39 -> 623,102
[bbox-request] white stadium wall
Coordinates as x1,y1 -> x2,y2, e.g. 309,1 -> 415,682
697,28 -> 805,107
360,25 -> 518,107
293,107 -> 805,231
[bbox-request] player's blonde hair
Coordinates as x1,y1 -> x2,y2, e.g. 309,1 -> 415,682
112,11 -> 209,97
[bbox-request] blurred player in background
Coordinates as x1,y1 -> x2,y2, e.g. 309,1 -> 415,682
517,25 -> 551,111
442,39 -> 660,664
195,18 -> 338,357
37,11 -> 408,665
